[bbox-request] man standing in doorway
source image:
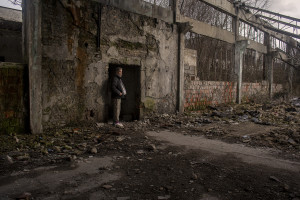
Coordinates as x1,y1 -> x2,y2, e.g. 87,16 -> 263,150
112,67 -> 126,128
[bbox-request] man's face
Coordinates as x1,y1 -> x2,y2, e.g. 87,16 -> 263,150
117,69 -> 123,77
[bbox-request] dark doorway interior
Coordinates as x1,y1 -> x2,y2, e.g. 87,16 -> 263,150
108,64 -> 141,121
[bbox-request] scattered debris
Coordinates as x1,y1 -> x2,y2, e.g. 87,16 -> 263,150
116,197 -> 130,200
16,192 -> 32,200
90,147 -> 98,154
270,176 -> 280,183
6,155 -> 13,164
102,184 -> 113,189
157,195 -> 171,200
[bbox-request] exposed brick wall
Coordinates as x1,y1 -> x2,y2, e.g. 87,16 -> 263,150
185,77 -> 236,110
0,63 -> 28,134
184,78 -> 283,111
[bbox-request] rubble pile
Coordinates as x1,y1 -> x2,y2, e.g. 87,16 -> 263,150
0,98 -> 299,172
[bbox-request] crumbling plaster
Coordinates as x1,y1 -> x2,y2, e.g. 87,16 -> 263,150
41,1 -> 179,128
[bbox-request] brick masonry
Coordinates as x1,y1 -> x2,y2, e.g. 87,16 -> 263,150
0,63 -> 28,134
183,48 -> 283,111
184,77 -> 283,111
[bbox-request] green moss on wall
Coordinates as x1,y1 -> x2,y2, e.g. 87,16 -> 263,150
0,118 -> 24,135
143,98 -> 155,112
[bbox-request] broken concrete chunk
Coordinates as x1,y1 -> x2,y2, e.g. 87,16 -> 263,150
102,184 -> 113,189
16,192 -> 32,200
90,147 -> 97,154
117,197 -> 130,200
16,154 -> 30,161
269,176 -> 280,182
136,150 -> 145,154
6,155 -> 13,164
288,138 -> 297,145
14,136 -> 20,143
96,122 -> 105,128
148,144 -> 157,151
158,195 -> 171,200
116,136 -> 125,142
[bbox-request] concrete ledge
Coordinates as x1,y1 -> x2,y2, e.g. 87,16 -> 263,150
0,6 -> 22,22
179,15 -> 235,44
0,62 -> 25,69
92,0 -> 173,23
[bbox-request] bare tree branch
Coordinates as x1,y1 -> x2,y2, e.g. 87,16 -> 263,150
8,0 -> 22,5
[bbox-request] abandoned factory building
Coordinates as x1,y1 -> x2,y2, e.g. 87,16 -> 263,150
1,0 -> 299,134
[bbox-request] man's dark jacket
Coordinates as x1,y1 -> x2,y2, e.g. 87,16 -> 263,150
112,75 -> 125,99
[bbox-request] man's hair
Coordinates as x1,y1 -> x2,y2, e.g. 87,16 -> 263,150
116,67 -> 122,73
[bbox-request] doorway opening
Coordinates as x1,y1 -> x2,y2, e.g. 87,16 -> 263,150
108,64 -> 141,121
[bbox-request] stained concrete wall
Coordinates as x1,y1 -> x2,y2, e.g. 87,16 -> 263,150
40,1 -> 178,128
0,29 -> 22,63
0,63 -> 28,134
0,7 -> 22,63
184,49 -> 197,76
93,0 -> 173,23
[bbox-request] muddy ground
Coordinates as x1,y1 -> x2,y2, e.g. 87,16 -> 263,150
0,99 -> 300,200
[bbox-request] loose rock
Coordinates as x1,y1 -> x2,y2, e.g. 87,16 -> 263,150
6,155 -> 13,164
90,147 -> 97,154
102,184 -> 113,189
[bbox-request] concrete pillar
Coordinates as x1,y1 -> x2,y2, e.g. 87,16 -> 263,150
286,45 -> 294,97
177,31 -> 185,113
288,61 -> 294,96
169,0 -> 177,23
266,53 -> 274,98
177,22 -> 192,113
22,0 -> 43,134
264,33 -> 274,99
234,40 -> 249,104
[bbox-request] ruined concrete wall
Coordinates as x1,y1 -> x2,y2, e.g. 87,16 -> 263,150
184,79 -> 283,110
0,7 -> 22,63
0,29 -> 22,63
41,1 -> 178,128
184,49 -> 197,76
0,63 -> 28,134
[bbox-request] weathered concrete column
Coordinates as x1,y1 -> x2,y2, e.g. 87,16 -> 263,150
174,0 -> 190,113
22,0 -> 43,133
264,33 -> 274,99
177,22 -> 192,113
288,61 -> 294,96
169,0 -> 176,23
177,31 -> 185,113
232,7 -> 245,104
234,40 -> 249,104
286,45 -> 294,97
266,53 -> 274,98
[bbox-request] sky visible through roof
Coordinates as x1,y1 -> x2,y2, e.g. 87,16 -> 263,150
0,0 -> 21,10
0,0 -> 299,18
0,0 -> 299,38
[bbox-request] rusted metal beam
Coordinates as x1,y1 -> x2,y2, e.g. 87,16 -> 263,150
244,5 -> 300,23
256,14 -> 300,30
262,24 -> 300,40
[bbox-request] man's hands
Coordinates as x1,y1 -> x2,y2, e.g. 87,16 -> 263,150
120,92 -> 122,96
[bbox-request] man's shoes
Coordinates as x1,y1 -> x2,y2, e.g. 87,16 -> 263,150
115,122 -> 124,128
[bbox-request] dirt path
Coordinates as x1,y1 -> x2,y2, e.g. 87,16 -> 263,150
147,130 -> 300,172
1,128 -> 299,200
